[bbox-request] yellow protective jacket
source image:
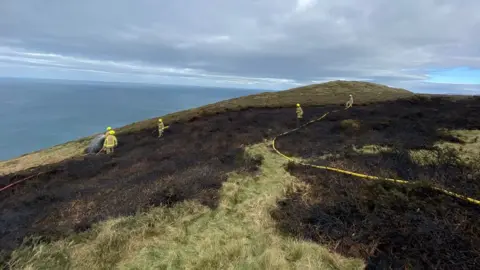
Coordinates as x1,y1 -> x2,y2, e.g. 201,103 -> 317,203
104,134 -> 118,148
296,107 -> 303,118
158,122 -> 165,130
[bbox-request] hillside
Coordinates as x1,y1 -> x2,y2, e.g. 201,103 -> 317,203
0,81 -> 412,175
1,81 -> 480,269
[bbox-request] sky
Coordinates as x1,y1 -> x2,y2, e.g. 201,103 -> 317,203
1,0 -> 480,93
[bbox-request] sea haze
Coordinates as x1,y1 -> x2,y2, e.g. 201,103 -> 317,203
0,78 -> 262,161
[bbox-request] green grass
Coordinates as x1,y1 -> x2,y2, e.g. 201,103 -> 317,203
352,144 -> 393,155
436,129 -> 480,163
339,119 -> 361,132
0,139 -> 90,176
407,129 -> 480,166
7,143 -> 364,269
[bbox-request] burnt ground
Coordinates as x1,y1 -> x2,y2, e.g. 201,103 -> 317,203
271,96 -> 480,269
0,108 -> 292,263
276,96 -> 480,198
1,95 -> 480,268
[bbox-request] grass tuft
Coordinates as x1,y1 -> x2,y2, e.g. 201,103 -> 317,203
339,119 -> 361,132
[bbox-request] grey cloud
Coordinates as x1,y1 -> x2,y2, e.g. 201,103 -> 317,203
408,82 -> 480,95
1,0 -> 480,91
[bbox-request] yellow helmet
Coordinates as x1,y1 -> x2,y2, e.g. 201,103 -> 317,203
107,127 -> 112,131
109,130 -> 115,135
158,118 -> 163,122
296,103 -> 300,107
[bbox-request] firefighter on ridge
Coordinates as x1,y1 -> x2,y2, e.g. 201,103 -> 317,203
103,130 -> 118,154
158,118 -> 165,138
345,94 -> 354,109
296,103 -> 303,128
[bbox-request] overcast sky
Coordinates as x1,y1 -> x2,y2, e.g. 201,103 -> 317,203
1,0 -> 480,93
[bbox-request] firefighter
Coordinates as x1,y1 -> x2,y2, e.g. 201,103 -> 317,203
158,118 -> 165,138
105,126 -> 112,136
345,94 -> 353,109
103,130 -> 118,154
296,103 -> 303,128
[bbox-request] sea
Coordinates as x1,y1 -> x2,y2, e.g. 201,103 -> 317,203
0,78 -> 263,161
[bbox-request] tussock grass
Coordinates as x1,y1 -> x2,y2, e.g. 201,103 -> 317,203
6,143 -> 364,269
352,144 -> 392,155
350,130 -> 480,168
408,129 -> 480,166
339,119 -> 361,133
436,129 -> 480,163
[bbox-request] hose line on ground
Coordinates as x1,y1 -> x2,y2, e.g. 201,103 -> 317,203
271,107 -> 480,206
3,107 -> 480,207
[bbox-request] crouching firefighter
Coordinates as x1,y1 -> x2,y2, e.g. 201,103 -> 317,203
103,130 -> 118,154
296,103 -> 303,128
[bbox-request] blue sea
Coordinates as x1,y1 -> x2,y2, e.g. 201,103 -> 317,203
0,78 -> 262,161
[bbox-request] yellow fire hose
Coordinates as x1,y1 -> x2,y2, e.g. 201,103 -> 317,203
271,107 -> 480,206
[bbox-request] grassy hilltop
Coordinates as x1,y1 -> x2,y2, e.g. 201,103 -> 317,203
1,81 -> 480,269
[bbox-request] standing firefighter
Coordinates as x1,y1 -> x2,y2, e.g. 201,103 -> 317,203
158,118 -> 165,138
345,94 -> 354,109
296,103 -> 303,128
103,130 -> 118,154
